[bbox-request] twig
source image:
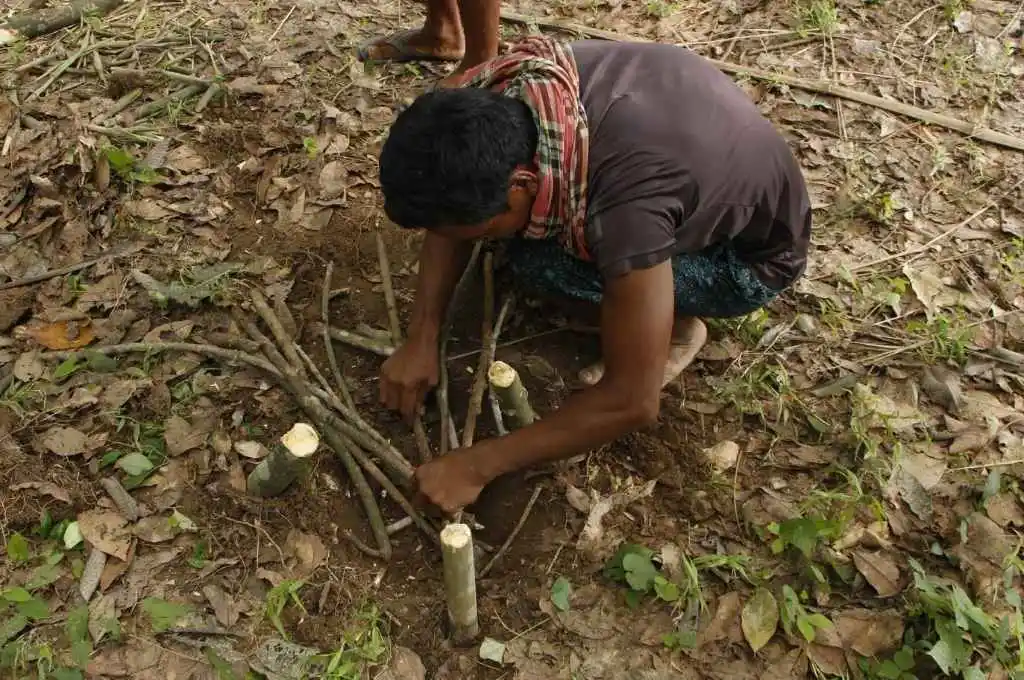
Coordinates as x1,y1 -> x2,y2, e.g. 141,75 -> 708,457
442,524 -> 480,646
99,477 -> 139,521
321,263 -> 355,410
488,361 -> 538,429
294,343 -> 343,410
499,10 -> 1024,153
480,485 -> 542,578
386,517 -> 413,535
318,324 -> 395,357
248,289 -> 307,376
462,252 -> 495,448
136,83 -> 204,118
0,245 -> 141,291
1,0 -> 126,43
44,342 -> 282,376
377,232 -> 431,463
488,295 -> 515,437
440,243 -> 483,455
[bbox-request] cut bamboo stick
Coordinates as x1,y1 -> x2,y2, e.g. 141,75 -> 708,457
441,523 -> 479,645
247,423 -> 319,498
488,361 -> 537,429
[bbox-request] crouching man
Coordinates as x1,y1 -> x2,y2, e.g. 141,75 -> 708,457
376,37 -> 812,513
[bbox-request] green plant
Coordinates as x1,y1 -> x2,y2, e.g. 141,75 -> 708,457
907,313 -> 974,365
103,146 -> 161,185
303,137 -> 319,158
188,541 -> 209,569
797,0 -> 839,35
142,598 -> 192,633
861,646 -> 919,680
265,580 -> 306,639
312,604 -> 389,679
779,585 -> 833,643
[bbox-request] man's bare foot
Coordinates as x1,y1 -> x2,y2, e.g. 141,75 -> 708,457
578,318 -> 708,387
357,27 -> 464,64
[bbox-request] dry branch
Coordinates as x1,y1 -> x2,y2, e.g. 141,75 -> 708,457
499,10 -> 1024,153
0,245 -> 142,291
480,484 -> 542,578
462,252 -> 495,448
1,0 -> 125,45
439,243 -> 483,455
318,324 -> 395,357
99,477 -> 138,521
321,263 -> 355,410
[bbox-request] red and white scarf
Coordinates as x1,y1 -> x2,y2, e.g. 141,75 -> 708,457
453,37 -> 591,259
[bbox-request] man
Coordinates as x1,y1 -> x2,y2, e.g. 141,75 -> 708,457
358,0 -> 501,81
377,37 -> 811,514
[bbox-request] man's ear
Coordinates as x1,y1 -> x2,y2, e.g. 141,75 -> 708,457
509,168 -> 539,197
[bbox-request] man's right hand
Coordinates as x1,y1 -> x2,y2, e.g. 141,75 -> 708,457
380,335 -> 439,421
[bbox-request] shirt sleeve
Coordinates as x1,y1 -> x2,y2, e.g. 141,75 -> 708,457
586,196 -> 681,279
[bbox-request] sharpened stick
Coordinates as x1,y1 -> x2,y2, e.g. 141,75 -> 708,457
462,252 -> 495,448
321,263 -> 356,410
441,523 -> 479,645
488,361 -> 538,429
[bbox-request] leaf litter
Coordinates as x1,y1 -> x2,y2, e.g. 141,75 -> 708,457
0,0 -> 1022,677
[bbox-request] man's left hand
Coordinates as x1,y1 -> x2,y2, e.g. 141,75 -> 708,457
415,451 -> 487,515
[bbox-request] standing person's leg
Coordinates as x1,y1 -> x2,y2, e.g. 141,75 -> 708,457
357,0 -> 500,70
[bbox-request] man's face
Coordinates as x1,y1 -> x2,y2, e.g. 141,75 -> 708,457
438,169 -> 537,242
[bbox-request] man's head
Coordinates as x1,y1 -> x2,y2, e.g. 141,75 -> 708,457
379,88 -> 539,240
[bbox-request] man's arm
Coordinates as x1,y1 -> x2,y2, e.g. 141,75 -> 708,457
380,232 -> 472,419
417,260 -> 675,511
407,232 -> 473,342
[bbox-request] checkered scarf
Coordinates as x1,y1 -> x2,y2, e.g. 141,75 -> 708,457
454,37 -> 591,259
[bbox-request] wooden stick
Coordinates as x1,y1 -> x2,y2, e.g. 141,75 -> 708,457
318,324 -> 395,357
98,477 -> 138,521
0,245 -> 142,291
488,295 -> 515,437
247,423 -> 319,498
441,523 -> 479,645
248,289 -> 307,376
498,10 -> 1024,153
462,252 -> 495,448
1,0 -> 126,45
46,341 -> 281,376
480,484 -> 542,578
440,243 -> 483,455
321,263 -> 356,410
376,232 -> 432,463
488,361 -> 538,429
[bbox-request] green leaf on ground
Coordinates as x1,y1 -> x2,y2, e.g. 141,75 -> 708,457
26,563 -> 63,591
64,521 -> 83,549
17,597 -> 50,621
6,533 -> 30,563
116,452 -> 154,476
551,577 -> 572,612
622,553 -> 658,592
741,588 -> 779,653
142,598 -> 191,632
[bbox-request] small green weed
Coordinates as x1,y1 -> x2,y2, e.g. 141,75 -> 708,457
311,604 -> 389,680
797,0 -> 839,35
104,146 -> 161,185
907,313 -> 974,365
779,585 -> 833,643
303,137 -> 319,158
644,0 -> 677,17
265,580 -> 307,639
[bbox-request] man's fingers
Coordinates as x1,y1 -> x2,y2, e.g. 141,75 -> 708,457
399,385 -> 421,423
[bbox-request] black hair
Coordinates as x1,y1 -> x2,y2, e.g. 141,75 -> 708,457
379,88 -> 538,229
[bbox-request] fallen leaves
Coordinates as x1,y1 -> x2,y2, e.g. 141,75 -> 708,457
11,481 -> 72,504
40,426 -> 89,456
741,588 -> 779,653
852,550 -> 902,597
704,440 -> 740,473
77,509 -> 132,561
163,414 -> 207,456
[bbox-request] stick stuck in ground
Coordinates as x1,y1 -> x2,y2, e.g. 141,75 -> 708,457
247,423 -> 319,498
441,523 -> 480,645
488,361 -> 538,429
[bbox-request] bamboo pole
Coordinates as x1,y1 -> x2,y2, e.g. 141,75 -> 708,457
487,361 -> 537,429
441,523 -> 479,645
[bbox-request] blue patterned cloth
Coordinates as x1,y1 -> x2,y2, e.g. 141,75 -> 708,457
506,239 -> 779,318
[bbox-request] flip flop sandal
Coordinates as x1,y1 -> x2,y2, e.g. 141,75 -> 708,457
356,28 -> 462,64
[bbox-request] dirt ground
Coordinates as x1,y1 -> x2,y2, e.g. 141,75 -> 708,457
1,0 -> 1023,678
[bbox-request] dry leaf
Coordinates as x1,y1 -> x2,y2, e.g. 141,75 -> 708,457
234,440 -> 269,459
203,584 -> 241,627
741,588 -> 778,653
318,161 -> 347,200
88,593 -> 119,643
11,481 -> 72,504
78,509 -> 132,561
164,415 -> 207,456
699,591 -> 743,646
40,426 -> 89,457
852,550 -> 901,597
920,366 -> 964,414
704,440 -> 740,473
25,319 -> 96,350
949,416 -> 999,454
834,609 -> 904,656
13,351 -> 45,381
985,493 -> 1024,527
897,450 -> 947,490
133,515 -> 178,543
576,479 -> 656,559
377,646 -> 426,680
285,530 -> 327,578
764,648 -> 807,680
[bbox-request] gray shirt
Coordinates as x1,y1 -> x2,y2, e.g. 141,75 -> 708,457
571,40 -> 811,289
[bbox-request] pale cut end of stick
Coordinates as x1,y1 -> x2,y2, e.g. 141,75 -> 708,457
488,360 -> 517,389
280,422 -> 319,458
441,522 -> 479,645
